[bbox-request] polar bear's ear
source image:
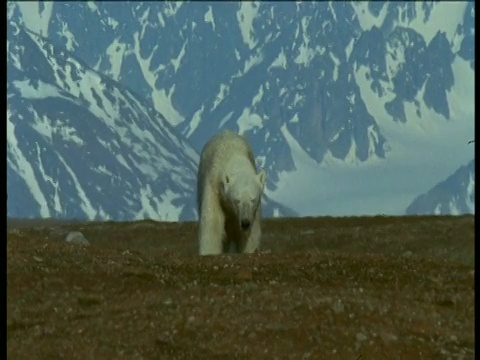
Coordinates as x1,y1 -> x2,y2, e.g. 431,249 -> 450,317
257,170 -> 266,188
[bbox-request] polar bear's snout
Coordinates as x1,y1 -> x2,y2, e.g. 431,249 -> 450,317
238,201 -> 255,231
240,218 -> 251,231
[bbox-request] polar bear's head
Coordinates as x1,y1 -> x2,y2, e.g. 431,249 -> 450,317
222,170 -> 266,231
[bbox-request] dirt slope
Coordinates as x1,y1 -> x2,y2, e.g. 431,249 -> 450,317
7,215 -> 475,359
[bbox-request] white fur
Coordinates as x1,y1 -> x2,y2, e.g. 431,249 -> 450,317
197,130 -> 266,255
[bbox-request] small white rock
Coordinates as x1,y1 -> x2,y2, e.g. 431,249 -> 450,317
163,298 -> 173,306
356,333 -> 368,342
332,299 -> 345,314
65,231 -> 89,246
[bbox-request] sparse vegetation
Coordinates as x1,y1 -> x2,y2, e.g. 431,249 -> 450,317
7,215 -> 474,359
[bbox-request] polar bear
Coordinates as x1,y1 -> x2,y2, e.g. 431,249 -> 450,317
197,130 -> 266,255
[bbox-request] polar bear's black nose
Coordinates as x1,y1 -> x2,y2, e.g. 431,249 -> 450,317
241,219 -> 251,230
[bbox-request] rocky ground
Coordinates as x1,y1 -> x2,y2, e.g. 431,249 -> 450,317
7,215 -> 475,359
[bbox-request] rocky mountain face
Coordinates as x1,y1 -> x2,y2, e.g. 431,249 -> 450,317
7,2 -> 475,219
7,22 -> 295,220
406,159 -> 475,215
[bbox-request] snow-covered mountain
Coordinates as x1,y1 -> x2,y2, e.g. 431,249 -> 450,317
406,159 -> 475,215
7,2 -> 475,219
7,22 -> 295,220
7,22 -> 199,221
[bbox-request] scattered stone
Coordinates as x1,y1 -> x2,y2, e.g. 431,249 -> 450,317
236,268 -> 252,281
156,333 -> 172,346
33,255 -> 43,262
301,229 -> 315,235
356,332 -> 368,342
9,229 -> 22,236
185,316 -> 196,331
332,299 -> 345,314
33,325 -> 42,337
65,231 -> 89,246
163,298 -> 173,306
43,325 -> 55,335
380,331 -> 398,344
402,250 -> 413,259
301,351 -> 312,359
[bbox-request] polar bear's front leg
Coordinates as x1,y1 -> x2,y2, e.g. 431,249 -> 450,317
198,188 -> 225,256
243,214 -> 261,254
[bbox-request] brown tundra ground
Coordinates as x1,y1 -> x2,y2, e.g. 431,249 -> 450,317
7,215 -> 475,360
